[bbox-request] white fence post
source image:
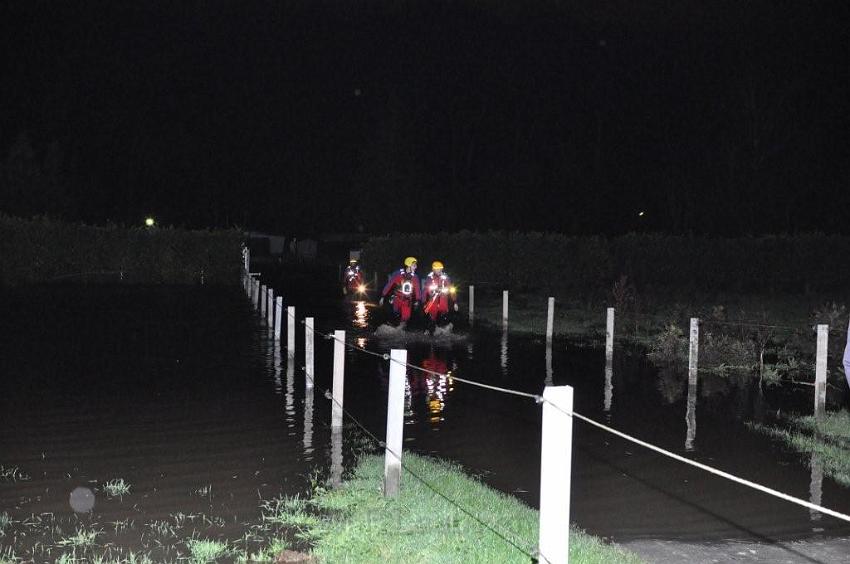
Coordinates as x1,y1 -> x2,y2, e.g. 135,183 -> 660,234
331,426 -> 343,488
267,288 -> 275,327
384,348 -> 407,497
502,290 -> 509,326
688,318 -> 700,384
331,330 -> 345,429
287,306 -> 296,359
468,285 -> 475,325
252,279 -> 260,310
605,308 -> 615,367
546,297 -> 555,344
815,324 -> 828,419
274,297 -> 283,339
259,285 -> 267,319
538,385 -> 573,564
305,317 -> 315,388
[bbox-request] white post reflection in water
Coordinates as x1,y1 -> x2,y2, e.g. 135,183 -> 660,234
500,328 -> 509,377
810,452 -> 824,524
603,363 -> 613,415
285,351 -> 295,432
545,343 -> 553,386
330,426 -> 343,488
272,339 -> 282,395
685,379 -> 697,451
302,384 -> 314,460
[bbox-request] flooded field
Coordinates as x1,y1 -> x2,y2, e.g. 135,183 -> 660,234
2,281 -> 850,562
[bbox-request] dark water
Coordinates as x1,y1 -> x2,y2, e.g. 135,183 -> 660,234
2,282 -> 850,558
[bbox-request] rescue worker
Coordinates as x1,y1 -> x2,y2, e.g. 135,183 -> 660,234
379,256 -> 421,325
342,258 -> 364,296
421,260 -> 458,331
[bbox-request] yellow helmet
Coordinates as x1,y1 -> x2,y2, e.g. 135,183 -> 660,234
403,256 -> 418,267
431,261 -> 444,270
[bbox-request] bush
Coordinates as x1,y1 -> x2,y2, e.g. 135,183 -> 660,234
0,214 -> 243,286
361,231 -> 850,296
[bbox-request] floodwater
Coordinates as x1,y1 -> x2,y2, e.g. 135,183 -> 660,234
2,280 -> 850,562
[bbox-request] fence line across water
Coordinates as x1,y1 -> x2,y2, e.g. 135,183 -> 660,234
242,266 -> 850,563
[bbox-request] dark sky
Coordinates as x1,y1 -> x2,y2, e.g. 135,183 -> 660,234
1,1 -> 848,235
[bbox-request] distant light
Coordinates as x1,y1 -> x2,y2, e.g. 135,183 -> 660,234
638,211 -> 645,217
145,217 -> 155,227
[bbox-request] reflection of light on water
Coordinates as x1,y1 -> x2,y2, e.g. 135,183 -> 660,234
685,380 -> 697,451
425,372 -> 449,424
810,452 -> 823,525
273,340 -> 283,395
604,364 -> 613,415
500,329 -> 508,376
353,301 -> 369,329
356,336 -> 368,349
285,354 -> 295,432
303,386 -> 314,460
545,344 -> 553,386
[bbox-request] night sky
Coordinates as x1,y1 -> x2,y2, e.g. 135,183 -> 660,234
2,1 -> 848,235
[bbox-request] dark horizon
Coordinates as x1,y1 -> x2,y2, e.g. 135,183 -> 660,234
2,1 -> 848,236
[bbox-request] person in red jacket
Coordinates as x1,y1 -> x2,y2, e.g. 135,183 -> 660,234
342,258 -> 365,296
421,260 -> 458,331
379,256 -> 421,326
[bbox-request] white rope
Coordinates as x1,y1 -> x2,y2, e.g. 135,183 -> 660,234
568,409 -> 850,524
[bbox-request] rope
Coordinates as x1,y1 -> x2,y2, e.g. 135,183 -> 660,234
558,407 -> 850,524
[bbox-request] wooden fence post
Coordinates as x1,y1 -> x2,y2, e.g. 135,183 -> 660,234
287,306 -> 296,359
815,324 -> 828,419
274,297 -> 283,339
468,285 -> 475,325
538,385 -> 573,564
384,349 -> 407,497
546,297 -> 555,344
331,330 -> 345,429
305,317 -> 315,388
605,308 -> 615,367
688,318 -> 700,384
267,288 -> 275,327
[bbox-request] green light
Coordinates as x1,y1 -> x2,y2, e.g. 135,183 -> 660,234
145,217 -> 155,227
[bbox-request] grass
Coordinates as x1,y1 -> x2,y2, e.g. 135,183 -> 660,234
55,526 -> 102,549
0,466 -> 30,482
101,478 -> 131,498
0,512 -> 12,537
186,538 -> 231,562
0,546 -> 18,564
748,410 -> 850,487
261,495 -> 322,531
307,452 -> 644,564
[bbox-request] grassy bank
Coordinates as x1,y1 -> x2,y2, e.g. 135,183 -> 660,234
0,214 -> 243,286
0,453 -> 642,563
749,410 -> 850,488
307,453 -> 643,564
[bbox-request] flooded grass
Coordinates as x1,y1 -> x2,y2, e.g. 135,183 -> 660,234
749,410 -> 850,487
0,466 -> 30,483
307,452 -> 644,564
101,478 -> 132,498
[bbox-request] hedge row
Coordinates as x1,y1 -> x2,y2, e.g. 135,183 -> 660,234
361,231 -> 849,296
0,215 -> 243,286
